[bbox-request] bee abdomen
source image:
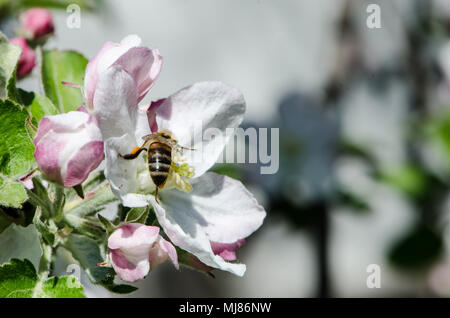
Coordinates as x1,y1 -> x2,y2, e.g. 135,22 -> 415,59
148,142 -> 172,188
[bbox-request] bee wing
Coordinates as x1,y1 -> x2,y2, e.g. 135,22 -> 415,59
142,133 -> 158,141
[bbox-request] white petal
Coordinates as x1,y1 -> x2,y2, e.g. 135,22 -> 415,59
134,105 -> 152,146
154,82 -> 245,177
151,196 -> 246,276
104,134 -> 139,202
120,34 -> 142,47
104,134 -> 155,207
93,65 -> 138,140
121,193 -> 150,208
151,172 -> 266,276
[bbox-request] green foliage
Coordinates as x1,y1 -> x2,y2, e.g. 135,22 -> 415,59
0,32 -> 21,101
0,203 -> 36,233
423,112 -> 450,176
125,206 -> 149,224
29,93 -> 59,123
335,190 -> 370,213
0,99 -> 35,208
0,224 -> 41,267
41,50 -> 88,113
388,225 -> 444,270
63,233 -> 112,284
97,214 -> 115,235
379,164 -> 427,198
63,182 -> 116,224
0,259 -> 85,298
211,163 -> 242,181
63,233 -> 137,294
20,0 -> 100,10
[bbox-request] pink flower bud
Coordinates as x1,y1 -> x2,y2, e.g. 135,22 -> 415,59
84,35 -> 162,110
33,107 -> 104,187
9,37 -> 36,78
19,8 -> 54,40
108,224 -> 178,282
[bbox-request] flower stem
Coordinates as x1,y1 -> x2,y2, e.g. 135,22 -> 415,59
33,238 -> 54,298
38,239 -> 53,281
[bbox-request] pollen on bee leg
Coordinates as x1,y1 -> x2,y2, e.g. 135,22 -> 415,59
131,146 -> 141,155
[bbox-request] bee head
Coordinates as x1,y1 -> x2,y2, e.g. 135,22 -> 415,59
158,130 -> 174,140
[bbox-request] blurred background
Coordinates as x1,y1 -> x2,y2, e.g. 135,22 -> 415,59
4,0 -> 450,297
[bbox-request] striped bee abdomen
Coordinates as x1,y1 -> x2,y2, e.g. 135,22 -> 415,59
147,142 -> 172,188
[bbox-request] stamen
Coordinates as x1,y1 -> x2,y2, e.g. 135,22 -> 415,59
166,151 -> 195,193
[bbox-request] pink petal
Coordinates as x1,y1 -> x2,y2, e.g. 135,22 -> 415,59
64,141 -> 104,187
33,110 -> 104,187
18,169 -> 38,190
109,249 -> 149,283
108,224 -> 160,250
149,236 -> 179,270
211,239 -> 245,261
113,47 -> 162,103
147,98 -> 166,133
34,133 -> 66,185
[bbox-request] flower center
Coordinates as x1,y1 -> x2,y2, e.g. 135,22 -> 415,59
165,152 -> 195,193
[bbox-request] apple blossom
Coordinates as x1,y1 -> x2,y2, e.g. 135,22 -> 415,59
108,223 -> 178,282
9,37 -> 35,78
19,8 -> 54,41
84,34 -> 162,110
33,106 -> 104,187
89,35 -> 266,277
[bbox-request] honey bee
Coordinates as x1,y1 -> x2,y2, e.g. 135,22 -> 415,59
119,130 -> 193,202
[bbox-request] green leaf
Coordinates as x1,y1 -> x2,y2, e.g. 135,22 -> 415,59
64,182 -> 116,218
41,276 -> 85,297
0,210 -> 11,233
0,259 -> 85,298
125,206 -> 149,224
17,89 -> 59,123
41,50 -> 87,113
0,32 -> 21,101
29,93 -> 59,122
0,99 -> 35,208
211,163 -> 243,181
25,177 -> 52,218
97,214 -> 115,235
52,184 -> 66,222
0,181 -> 27,208
72,184 -> 84,199
108,284 -> 138,294
63,233 -> 137,294
63,233 -> 114,285
0,259 -> 36,297
0,224 -> 41,267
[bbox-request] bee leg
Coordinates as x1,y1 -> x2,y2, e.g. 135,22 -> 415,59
119,146 -> 147,160
154,187 -> 159,204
